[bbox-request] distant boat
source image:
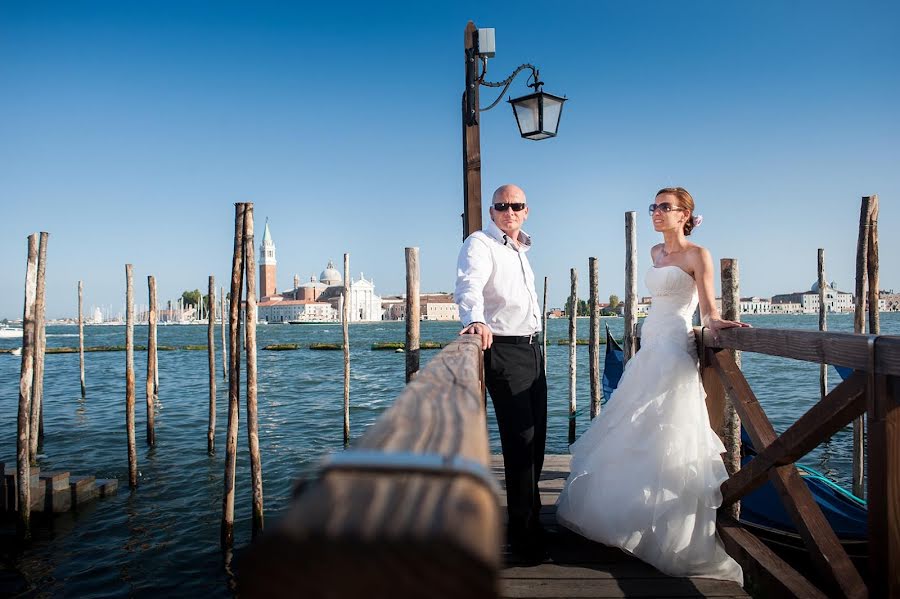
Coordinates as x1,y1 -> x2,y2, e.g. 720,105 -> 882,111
0,325 -> 23,339
10,347 -> 22,356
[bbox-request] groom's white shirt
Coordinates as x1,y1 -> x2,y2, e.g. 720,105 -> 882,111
455,219 -> 541,336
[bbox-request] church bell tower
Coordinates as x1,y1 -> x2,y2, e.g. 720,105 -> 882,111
259,219 -> 277,298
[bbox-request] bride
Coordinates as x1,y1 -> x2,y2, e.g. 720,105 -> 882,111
556,187 -> 747,584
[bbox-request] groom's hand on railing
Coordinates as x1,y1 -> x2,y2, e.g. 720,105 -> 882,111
460,322 -> 493,350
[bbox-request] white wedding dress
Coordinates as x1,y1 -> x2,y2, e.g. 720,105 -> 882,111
556,265 -> 743,584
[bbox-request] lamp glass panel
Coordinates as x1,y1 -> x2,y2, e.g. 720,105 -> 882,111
540,95 -> 564,135
512,97 -> 540,136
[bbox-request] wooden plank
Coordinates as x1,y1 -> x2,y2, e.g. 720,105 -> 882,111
240,335 -> 500,598
700,326 -> 900,376
721,371 -> 866,505
717,517 -> 827,599
711,351 -> 867,599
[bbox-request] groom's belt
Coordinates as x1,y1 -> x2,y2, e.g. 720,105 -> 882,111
492,333 -> 539,345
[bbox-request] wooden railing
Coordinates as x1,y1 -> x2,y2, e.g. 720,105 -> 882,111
239,335 -> 501,598
696,326 -> 900,598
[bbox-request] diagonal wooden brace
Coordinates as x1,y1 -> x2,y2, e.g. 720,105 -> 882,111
711,350 -> 867,599
721,371 -> 866,506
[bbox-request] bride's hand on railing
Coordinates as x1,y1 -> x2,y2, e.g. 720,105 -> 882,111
707,317 -> 751,343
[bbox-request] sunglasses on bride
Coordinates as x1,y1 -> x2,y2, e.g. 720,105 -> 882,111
648,202 -> 686,216
493,202 -> 527,212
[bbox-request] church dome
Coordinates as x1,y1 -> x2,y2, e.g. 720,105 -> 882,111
810,280 -> 838,293
320,260 -> 342,285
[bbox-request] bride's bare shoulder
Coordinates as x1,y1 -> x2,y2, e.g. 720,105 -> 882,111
650,243 -> 664,261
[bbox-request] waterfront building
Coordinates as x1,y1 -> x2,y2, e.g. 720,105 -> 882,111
380,293 -> 460,321
740,297 -> 772,314
771,281 -> 854,314
770,302 -> 803,314
879,292 -> 900,311
255,224 -> 384,323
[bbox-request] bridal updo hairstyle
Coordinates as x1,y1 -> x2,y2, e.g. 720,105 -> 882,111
656,187 -> 696,236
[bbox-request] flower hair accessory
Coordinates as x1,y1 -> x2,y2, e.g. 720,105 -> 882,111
692,215 -> 703,228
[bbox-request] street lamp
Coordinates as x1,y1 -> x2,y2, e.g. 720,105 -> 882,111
462,21 -> 567,239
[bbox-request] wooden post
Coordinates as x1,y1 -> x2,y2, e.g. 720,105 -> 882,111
720,258 -> 741,519
818,249 -> 827,401
207,275 -> 216,455
462,21 -> 482,240
867,373 -> 900,597
623,212 -> 637,363
222,203 -> 246,550
17,234 -> 38,539
568,268 -> 577,444
542,276 -> 548,375
221,286 -> 227,382
867,195 -> 880,335
243,204 -> 264,538
852,195 -> 874,499
589,258 -> 601,419
342,253 -> 351,445
30,232 -> 49,458
78,280 -> 86,398
125,264 -> 138,489
405,247 -> 420,382
146,275 -> 157,447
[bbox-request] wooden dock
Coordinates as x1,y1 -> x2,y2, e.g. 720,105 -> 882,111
494,454 -> 749,599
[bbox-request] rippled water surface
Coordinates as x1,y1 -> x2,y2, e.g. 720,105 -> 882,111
1,313 -> 897,595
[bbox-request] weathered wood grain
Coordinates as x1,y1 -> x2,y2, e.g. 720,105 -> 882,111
867,373 -> 900,597
78,280 -> 86,398
221,203 -> 245,550
589,258 -> 600,419
125,264 -> 137,489
405,247 -> 420,382
623,212 -> 637,363
569,268 -> 577,444
30,232 -> 48,459
699,327 -> 900,376
243,205 -> 264,538
207,275 -> 215,455
717,517 -> 827,599
711,351 -> 866,599
147,275 -> 157,447
720,371 -> 866,505
17,234 -> 38,539
462,21 -> 482,240
240,335 -> 499,598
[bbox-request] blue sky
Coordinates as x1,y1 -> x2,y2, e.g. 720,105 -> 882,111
1,1 -> 898,319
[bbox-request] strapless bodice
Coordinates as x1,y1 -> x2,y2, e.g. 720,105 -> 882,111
641,266 -> 699,356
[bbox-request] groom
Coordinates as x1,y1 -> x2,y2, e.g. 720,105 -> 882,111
455,184 -> 548,561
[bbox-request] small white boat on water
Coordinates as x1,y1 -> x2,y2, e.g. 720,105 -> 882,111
10,347 -> 22,356
0,325 -> 23,339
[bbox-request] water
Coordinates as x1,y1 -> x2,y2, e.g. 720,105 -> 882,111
1,313 -> 898,595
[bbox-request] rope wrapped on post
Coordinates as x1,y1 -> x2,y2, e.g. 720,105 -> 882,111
239,335 -> 501,599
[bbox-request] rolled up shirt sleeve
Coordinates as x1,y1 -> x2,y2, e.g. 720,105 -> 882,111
455,236 -> 492,327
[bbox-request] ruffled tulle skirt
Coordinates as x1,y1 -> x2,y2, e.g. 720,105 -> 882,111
556,336 -> 743,585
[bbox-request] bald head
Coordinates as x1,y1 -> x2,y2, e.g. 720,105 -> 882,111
489,184 -> 529,239
492,184 -> 527,205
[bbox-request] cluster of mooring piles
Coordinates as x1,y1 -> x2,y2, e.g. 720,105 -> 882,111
1,462 -> 117,514
10,232 -> 119,538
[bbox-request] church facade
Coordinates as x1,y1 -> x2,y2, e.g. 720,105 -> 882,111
255,222 -> 384,323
